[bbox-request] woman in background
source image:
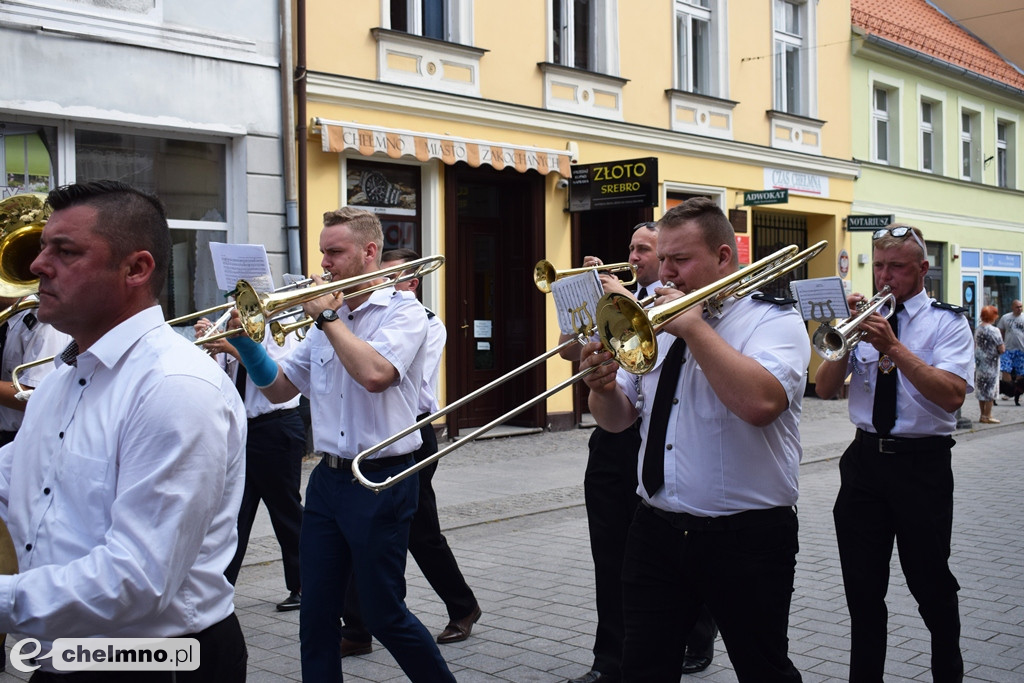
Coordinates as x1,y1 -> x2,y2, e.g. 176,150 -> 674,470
975,304 -> 1004,423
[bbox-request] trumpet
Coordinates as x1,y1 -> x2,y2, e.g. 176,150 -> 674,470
534,259 -> 637,293
812,285 -> 896,362
351,240 -> 827,493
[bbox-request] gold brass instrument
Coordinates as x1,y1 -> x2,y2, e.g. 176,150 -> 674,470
352,240 -> 828,493
812,285 -> 895,362
534,259 -> 637,294
0,193 -> 49,299
234,255 -> 445,343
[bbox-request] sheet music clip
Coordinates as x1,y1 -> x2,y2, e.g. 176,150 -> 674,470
789,276 -> 850,323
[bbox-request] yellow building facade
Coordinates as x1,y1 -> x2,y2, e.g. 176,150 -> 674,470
299,0 -> 857,435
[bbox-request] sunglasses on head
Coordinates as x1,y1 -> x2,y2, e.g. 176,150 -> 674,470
633,221 -> 657,232
872,226 -> 925,252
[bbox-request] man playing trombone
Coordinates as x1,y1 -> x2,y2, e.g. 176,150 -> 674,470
579,197 -> 806,681
226,207 -> 455,682
814,225 -> 973,681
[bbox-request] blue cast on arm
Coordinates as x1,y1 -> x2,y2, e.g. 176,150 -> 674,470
227,336 -> 279,387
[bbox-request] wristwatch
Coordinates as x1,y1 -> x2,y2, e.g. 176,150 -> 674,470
314,309 -> 339,330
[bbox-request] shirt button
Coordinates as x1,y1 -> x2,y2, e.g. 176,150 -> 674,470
79,379 -> 86,386
672,398 -> 679,405
58,432 -> 64,439
340,431 -> 345,437
25,543 -> 31,551
667,444 -> 673,450
348,314 -> 354,320
43,488 -> 50,495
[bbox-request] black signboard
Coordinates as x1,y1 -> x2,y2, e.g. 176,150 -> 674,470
569,157 -> 658,212
846,214 -> 895,231
743,189 -> 789,206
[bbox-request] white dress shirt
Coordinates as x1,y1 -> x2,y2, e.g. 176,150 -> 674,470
278,287 -> 427,459
419,310 -> 446,414
0,311 -> 71,432
846,288 -> 974,437
217,323 -> 301,419
0,306 -> 246,660
617,296 -> 809,516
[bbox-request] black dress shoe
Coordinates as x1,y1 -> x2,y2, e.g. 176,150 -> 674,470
275,591 -> 301,612
340,637 -> 372,658
436,604 -> 482,644
567,671 -> 618,683
680,654 -> 712,674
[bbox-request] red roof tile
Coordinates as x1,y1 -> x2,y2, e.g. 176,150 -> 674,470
852,0 -> 1024,91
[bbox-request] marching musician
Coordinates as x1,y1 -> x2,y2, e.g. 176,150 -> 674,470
226,207 -> 455,682
579,197 -> 806,681
0,181 -> 248,680
814,224 -> 973,681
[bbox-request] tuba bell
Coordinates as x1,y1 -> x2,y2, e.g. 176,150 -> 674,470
0,193 -> 49,299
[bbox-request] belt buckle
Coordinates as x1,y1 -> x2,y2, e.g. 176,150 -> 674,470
878,438 -> 898,454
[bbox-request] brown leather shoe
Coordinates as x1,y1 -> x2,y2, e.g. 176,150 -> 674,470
340,637 -> 372,658
436,605 -> 482,644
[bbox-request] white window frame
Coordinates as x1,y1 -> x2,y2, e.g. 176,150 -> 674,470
382,0 -> 473,44
916,86 -> 945,176
995,113 -> 1017,189
868,74 -> 902,166
550,0 -> 619,75
772,0 -> 816,117
959,102 -> 982,182
674,0 -> 719,96
872,86 -> 891,164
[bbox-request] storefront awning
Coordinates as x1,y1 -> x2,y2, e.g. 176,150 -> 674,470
315,118 -> 572,177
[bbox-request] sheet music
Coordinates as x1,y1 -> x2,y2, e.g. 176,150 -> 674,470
551,270 -> 604,336
210,242 -> 274,293
789,276 -> 850,322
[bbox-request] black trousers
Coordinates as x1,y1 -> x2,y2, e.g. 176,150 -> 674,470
343,420 -> 477,640
622,504 -> 801,682
225,408 -> 305,592
584,426 -> 717,675
833,434 -> 963,682
28,613 -> 247,683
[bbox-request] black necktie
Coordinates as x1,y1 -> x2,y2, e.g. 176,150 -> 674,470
636,286 -> 648,301
872,303 -> 904,437
235,362 -> 247,402
642,338 -> 687,497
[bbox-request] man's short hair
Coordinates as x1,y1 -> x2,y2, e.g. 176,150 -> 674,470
47,181 -> 170,298
322,207 -> 384,264
382,247 -> 420,264
872,224 -> 926,260
657,197 -> 737,266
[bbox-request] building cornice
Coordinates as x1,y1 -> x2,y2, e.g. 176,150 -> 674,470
306,72 -> 861,182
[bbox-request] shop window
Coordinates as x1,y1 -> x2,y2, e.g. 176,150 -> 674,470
1,122 -> 58,196
346,160 -> 422,253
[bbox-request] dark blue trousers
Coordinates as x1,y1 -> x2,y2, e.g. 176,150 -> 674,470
833,437 -> 963,682
298,458 -> 455,683
621,504 -> 801,682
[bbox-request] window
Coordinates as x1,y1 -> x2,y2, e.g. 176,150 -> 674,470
920,99 -> 943,173
73,129 -> 229,322
675,0 -> 713,95
389,0 -> 469,43
551,0 -> 618,74
1,123 -> 57,195
997,119 -> 1015,189
961,109 -> 980,181
773,0 -> 810,116
345,159 -> 422,254
872,87 -> 891,164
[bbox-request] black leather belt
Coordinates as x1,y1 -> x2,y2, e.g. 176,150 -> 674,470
641,500 -> 795,532
319,452 -> 413,473
248,407 -> 300,426
855,428 -> 954,455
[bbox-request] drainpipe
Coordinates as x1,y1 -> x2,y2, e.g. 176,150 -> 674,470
295,0 -> 309,274
280,0 -> 301,276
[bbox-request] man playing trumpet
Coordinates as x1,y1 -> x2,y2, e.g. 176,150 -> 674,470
814,224 -> 973,681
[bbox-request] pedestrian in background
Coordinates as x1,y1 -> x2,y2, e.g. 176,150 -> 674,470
974,305 -> 1004,424
996,299 -> 1024,390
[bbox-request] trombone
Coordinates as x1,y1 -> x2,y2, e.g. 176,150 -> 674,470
534,259 -> 637,293
234,255 -> 445,343
352,240 -> 828,493
812,285 -> 895,362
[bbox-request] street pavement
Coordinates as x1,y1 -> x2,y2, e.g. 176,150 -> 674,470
3,395 -> 1022,681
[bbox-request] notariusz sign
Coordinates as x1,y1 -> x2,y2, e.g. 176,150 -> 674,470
846,215 -> 894,231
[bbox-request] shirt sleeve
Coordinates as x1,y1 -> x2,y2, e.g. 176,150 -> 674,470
931,311 -> 975,390
367,294 -> 429,382
0,374 -> 242,636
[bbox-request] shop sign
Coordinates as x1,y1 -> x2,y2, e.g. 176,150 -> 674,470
569,157 -> 658,212
743,189 -> 788,206
846,214 -> 894,231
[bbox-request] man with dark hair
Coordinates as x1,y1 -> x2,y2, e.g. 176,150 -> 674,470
227,209 -> 455,682
815,224 -> 973,681
341,247 -> 481,657
580,197 -> 806,681
0,180 -> 248,680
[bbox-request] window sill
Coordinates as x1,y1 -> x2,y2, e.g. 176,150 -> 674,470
666,90 -> 737,140
371,28 -> 487,98
767,110 -> 825,155
538,62 -> 628,121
